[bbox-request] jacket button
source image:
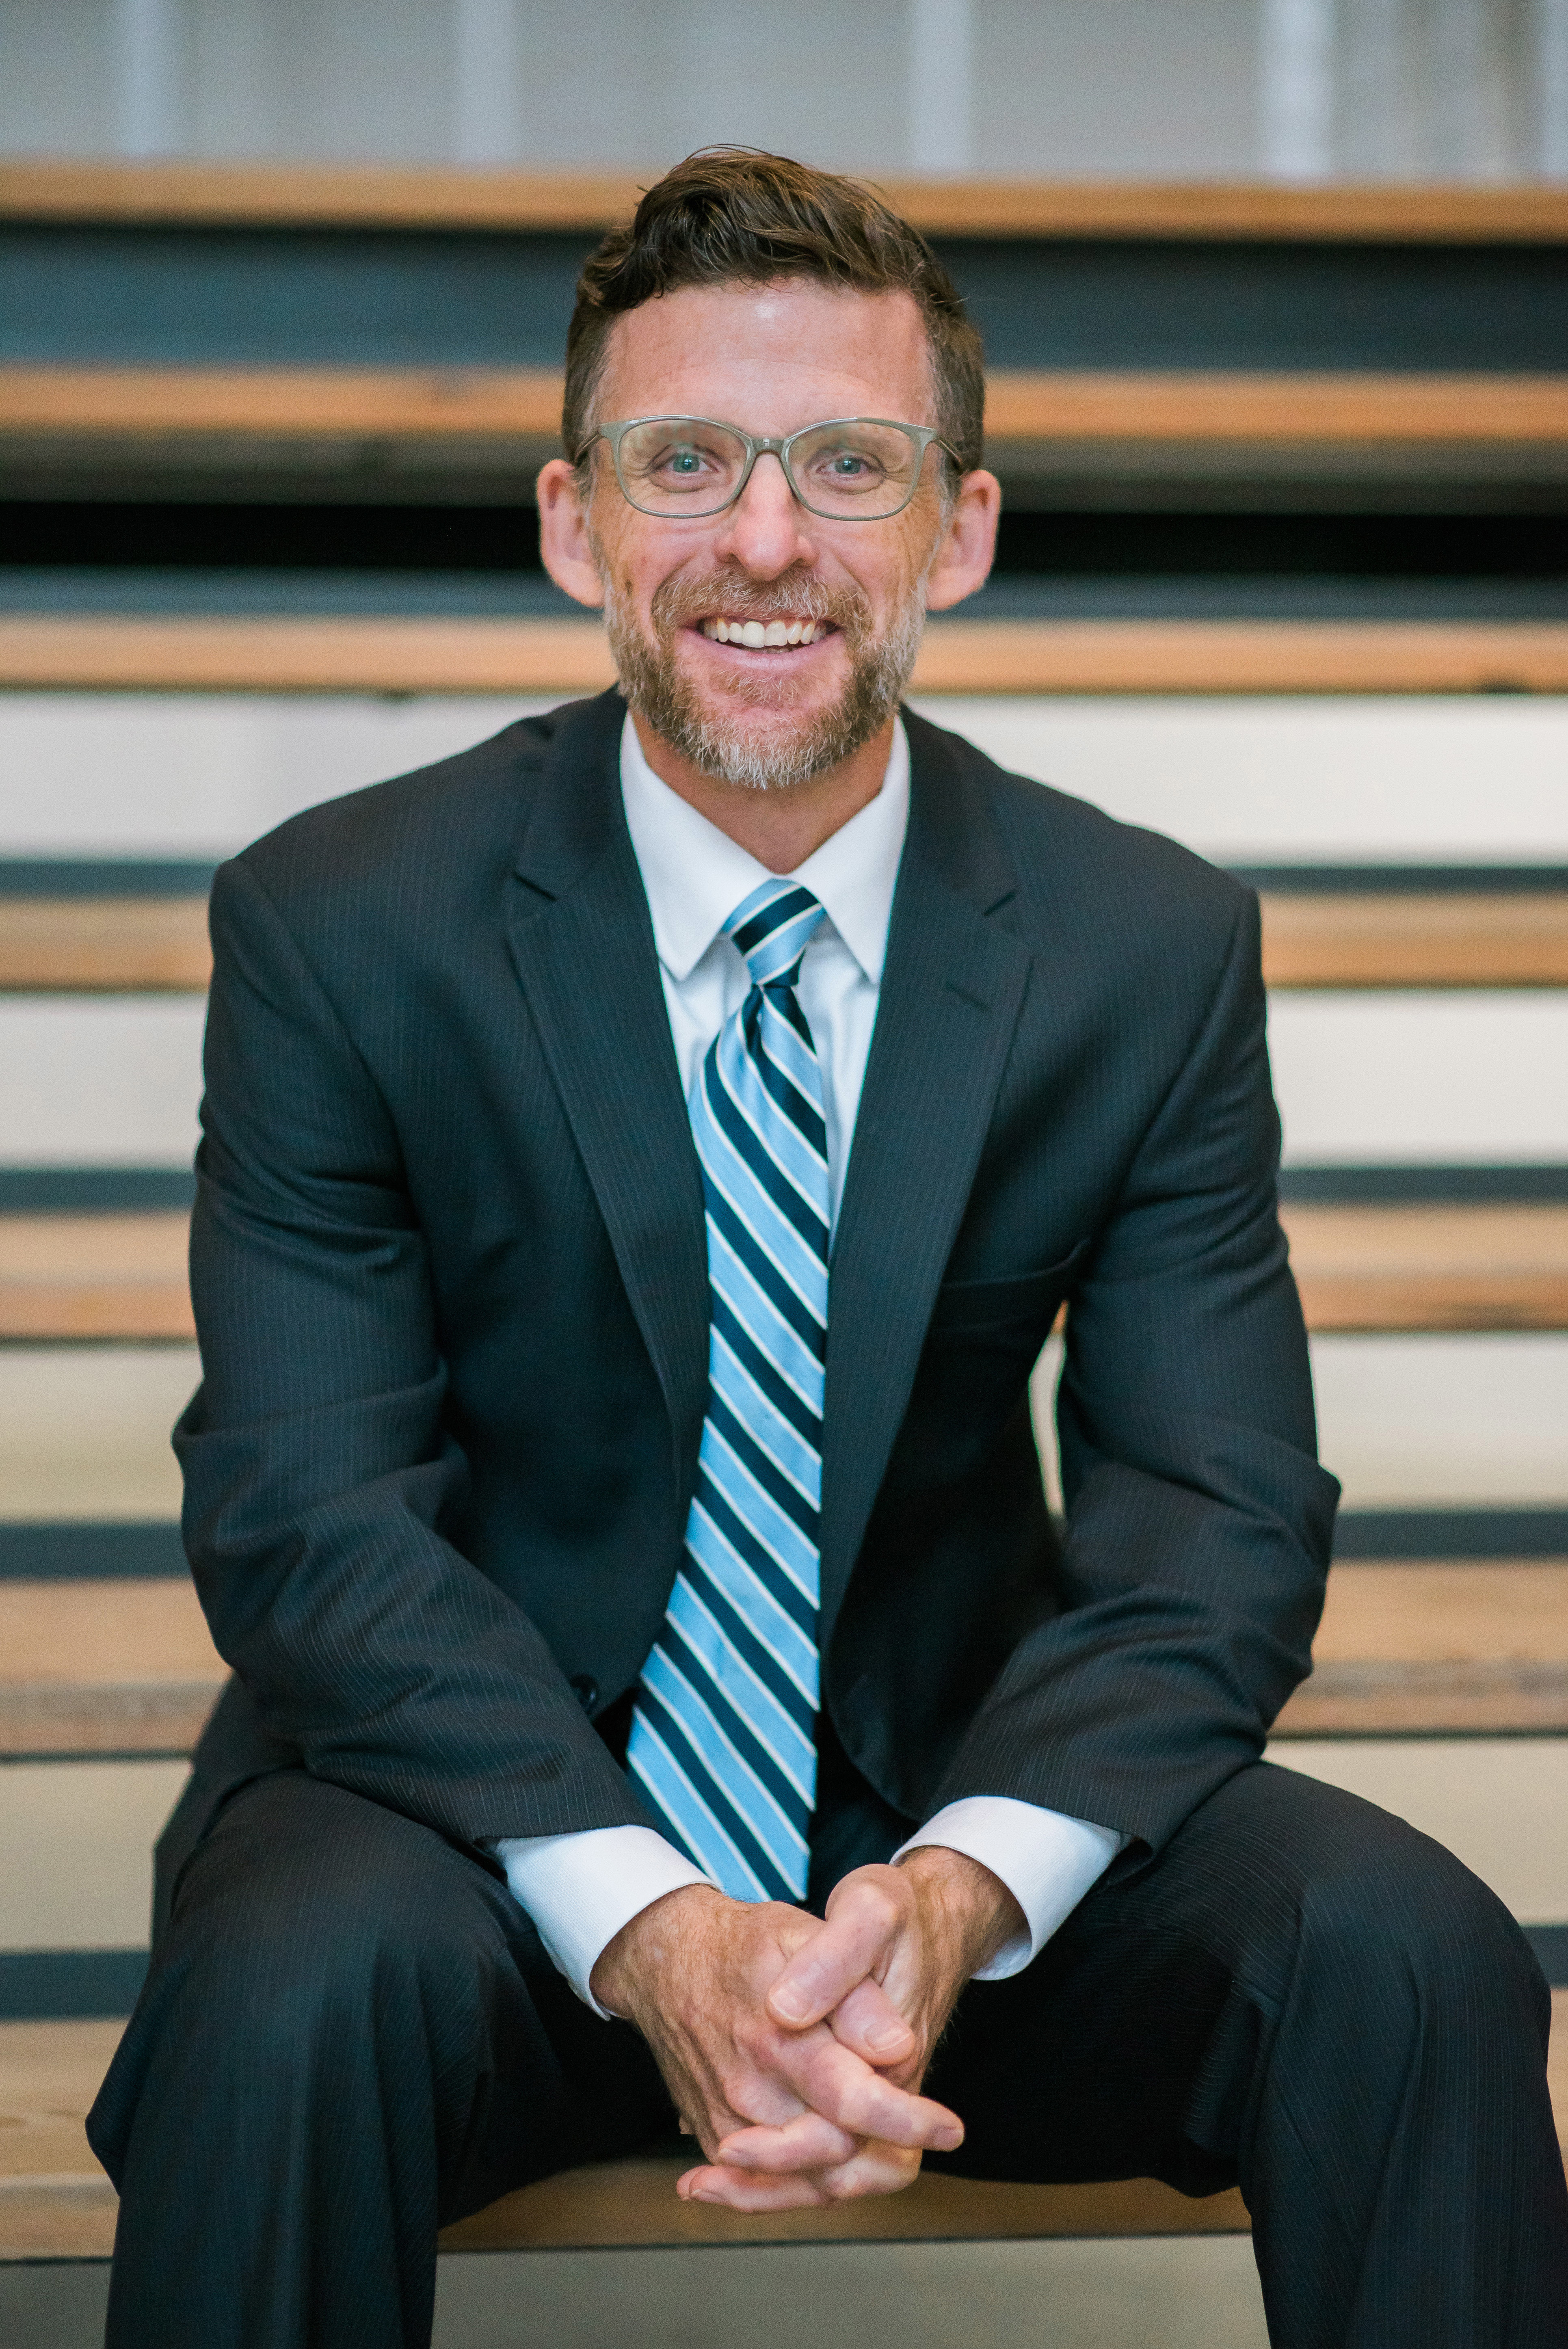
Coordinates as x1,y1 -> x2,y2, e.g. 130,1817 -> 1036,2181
569,1674 -> 599,1713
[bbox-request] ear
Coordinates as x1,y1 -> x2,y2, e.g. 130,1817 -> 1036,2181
923,468 -> 1001,613
537,457 -> 606,610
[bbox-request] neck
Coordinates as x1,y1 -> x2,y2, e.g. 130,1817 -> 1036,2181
631,711 -> 895,872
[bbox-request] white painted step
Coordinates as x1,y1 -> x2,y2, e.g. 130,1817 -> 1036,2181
2,1741 -> 1564,1960
0,2234 -> 1272,2349
915,697 -> 1568,867
1270,1738 -> 1568,1925
4,1334 -> 1567,1529
0,1761 -> 185,1949
0,1348 -> 192,1520
3,694 -> 1568,867
5,991 -> 1566,1168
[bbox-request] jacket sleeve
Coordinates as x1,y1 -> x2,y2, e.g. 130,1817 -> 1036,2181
932,888 -> 1340,1854
174,856 -> 649,1844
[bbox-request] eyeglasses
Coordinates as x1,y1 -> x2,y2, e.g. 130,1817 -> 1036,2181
579,415 -> 960,521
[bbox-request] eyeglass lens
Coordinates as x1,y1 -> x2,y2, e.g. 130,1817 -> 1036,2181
613,419 -> 928,519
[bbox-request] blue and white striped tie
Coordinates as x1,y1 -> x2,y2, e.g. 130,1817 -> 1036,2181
627,877 -> 829,1903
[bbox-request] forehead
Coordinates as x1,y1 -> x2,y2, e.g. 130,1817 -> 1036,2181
597,281 -> 934,436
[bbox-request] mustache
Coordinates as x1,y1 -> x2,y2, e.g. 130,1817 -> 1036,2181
649,571 -> 874,640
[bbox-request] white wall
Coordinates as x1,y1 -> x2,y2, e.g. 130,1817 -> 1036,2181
0,0 -> 1558,178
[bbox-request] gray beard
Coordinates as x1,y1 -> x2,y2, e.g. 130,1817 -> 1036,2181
599,571 -> 927,792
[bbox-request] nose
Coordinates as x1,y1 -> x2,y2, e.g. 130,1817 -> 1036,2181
713,449 -> 818,580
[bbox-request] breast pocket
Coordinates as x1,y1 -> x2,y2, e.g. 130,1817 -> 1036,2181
929,1240 -> 1090,1340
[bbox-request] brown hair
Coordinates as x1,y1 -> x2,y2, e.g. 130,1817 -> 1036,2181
562,147 -> 986,481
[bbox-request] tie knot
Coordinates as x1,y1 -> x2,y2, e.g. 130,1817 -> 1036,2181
724,879 -> 826,990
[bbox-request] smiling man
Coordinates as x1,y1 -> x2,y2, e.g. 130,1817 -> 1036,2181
90,151 -> 1566,2349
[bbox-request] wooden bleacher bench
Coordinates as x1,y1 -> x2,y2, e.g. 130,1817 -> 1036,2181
0,898 -> 212,993
1,1970 -> 1563,2265
6,363 -> 1566,463
6,885 -> 1568,995
6,159 -> 1568,239
3,2001 -> 1564,2265
3,1202 -> 1564,1342
4,613 -> 1568,694
2,1562 -> 1564,1762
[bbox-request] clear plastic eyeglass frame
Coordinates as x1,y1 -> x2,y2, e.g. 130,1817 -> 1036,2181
578,415 -> 961,521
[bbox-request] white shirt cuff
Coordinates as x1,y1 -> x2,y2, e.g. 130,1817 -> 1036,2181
895,1796 -> 1129,1981
495,1826 -> 713,2017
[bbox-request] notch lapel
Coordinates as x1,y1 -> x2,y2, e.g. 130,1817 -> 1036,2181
503,694 -> 710,1492
818,716 -> 1032,1642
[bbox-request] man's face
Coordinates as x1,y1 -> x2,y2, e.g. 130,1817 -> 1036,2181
559,281 -> 969,790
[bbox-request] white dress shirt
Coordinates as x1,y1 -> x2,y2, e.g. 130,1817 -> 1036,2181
497,713 -> 1125,2012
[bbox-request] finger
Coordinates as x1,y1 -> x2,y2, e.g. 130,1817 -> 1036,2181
766,1875 -> 903,2029
714,2111 -> 860,2174
678,2162 -> 833,2213
828,1977 -> 918,2067
815,2139 -> 923,2201
791,2037 -> 964,2153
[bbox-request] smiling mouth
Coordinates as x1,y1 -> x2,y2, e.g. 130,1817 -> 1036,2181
697,616 -> 835,648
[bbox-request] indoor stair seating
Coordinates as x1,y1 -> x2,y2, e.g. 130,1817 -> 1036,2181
0,163 -> 1565,2309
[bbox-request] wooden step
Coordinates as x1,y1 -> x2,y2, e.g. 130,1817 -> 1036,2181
0,1579 -> 222,1755
1274,1563 -> 1568,1734
0,1216 -> 193,1341
4,1205 -> 1564,1343
7,366 -> 1568,456
4,1997 -> 1564,2260
7,158 -> 1568,240
0,899 -> 212,992
1259,893 -> 1568,989
1280,1203 -> 1568,1331
4,889 -> 1565,993
3,614 -> 1568,696
1,1561 -> 1562,1760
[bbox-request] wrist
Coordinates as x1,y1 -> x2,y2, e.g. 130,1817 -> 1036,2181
590,1881 -> 726,2020
895,1844 -> 1025,1987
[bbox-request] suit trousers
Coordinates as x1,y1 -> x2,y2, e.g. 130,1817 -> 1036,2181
88,1759 -> 1568,2349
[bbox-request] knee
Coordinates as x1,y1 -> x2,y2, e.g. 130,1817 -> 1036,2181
162,1777 -> 501,2059
1294,1802 -> 1544,2039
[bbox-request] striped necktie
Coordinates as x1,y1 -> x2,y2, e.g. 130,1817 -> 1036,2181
626,877 -> 829,1903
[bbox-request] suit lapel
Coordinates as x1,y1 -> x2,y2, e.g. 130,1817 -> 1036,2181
818,714 -> 1032,1642
504,694 -> 710,1491
501,694 -> 1030,1636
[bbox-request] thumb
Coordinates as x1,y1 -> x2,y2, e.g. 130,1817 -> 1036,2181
766,1876 -> 903,2030
828,1975 -> 919,2066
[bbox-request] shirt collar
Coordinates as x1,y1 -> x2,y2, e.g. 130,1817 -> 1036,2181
619,710 -> 909,986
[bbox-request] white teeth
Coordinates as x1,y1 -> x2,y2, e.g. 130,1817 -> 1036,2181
701,616 -> 826,646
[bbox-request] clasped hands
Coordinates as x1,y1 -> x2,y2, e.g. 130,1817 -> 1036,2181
590,1847 -> 1023,2212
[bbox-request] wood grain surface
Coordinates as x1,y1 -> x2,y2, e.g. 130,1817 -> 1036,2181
0,1546 -> 1562,1757
4,890 -> 1565,993
0,898 -> 212,991
1279,1202 -> 1568,1330
0,1214 -> 194,1341
1275,1563 -> 1568,1733
4,159 -> 1568,240
7,367 -> 1567,448
0,366 -> 563,439
5,614 -> 1568,694
4,2000 -> 1564,2262
3,1205 -> 1566,1341
0,1577 -> 221,1754
1259,894 -> 1568,988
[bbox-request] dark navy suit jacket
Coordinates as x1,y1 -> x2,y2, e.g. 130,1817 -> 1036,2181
162,687 -> 1338,1910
